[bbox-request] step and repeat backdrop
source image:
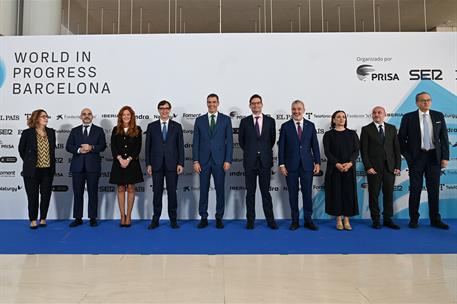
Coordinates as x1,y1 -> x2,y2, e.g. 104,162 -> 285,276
0,33 -> 456,219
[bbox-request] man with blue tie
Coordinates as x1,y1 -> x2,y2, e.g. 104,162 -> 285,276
399,92 -> 450,229
145,100 -> 184,229
239,94 -> 278,230
278,100 -> 321,230
193,93 -> 233,229
66,108 -> 107,227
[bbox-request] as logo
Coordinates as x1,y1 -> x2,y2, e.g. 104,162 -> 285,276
0,58 -> 5,88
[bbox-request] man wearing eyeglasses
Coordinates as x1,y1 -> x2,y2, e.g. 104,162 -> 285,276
145,100 -> 184,229
66,108 -> 107,227
398,92 -> 450,229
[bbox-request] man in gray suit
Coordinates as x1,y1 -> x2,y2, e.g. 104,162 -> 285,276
360,106 -> 401,229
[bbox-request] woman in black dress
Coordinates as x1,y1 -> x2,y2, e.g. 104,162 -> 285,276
109,106 -> 143,227
323,110 -> 360,230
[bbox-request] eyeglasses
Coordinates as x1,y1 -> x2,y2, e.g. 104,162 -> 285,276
81,112 -> 93,116
418,99 -> 431,103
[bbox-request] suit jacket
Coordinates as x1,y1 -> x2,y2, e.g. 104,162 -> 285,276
278,119 -> 321,171
18,127 -> 56,177
192,113 -> 233,166
360,122 -> 401,173
66,124 -> 107,173
398,109 -> 449,165
145,119 -> 185,171
238,114 -> 276,169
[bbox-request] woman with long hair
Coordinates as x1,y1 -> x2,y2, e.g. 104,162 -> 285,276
18,109 -> 56,229
323,110 -> 360,230
109,106 -> 144,227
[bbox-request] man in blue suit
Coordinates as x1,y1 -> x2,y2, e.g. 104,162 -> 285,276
399,92 -> 450,229
145,100 -> 184,229
239,94 -> 278,230
278,100 -> 321,230
193,93 -> 233,229
66,108 -> 107,227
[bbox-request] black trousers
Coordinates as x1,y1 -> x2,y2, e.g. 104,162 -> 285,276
152,161 -> 178,221
408,150 -> 442,223
367,161 -> 395,222
23,168 -> 53,221
72,172 -> 100,219
244,156 -> 274,222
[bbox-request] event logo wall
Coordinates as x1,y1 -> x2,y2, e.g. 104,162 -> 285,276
0,58 -> 5,88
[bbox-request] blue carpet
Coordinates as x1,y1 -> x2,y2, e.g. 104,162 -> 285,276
1,219 -> 456,254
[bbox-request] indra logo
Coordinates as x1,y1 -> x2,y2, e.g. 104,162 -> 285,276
356,65 -> 375,81
0,57 -> 6,89
356,64 -> 399,81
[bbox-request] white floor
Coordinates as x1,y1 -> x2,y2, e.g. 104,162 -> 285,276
1,254 -> 456,303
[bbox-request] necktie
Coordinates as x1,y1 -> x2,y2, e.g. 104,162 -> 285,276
210,114 -> 216,133
423,113 -> 431,150
162,122 -> 167,141
83,125 -> 89,137
297,122 -> 302,140
378,125 -> 385,143
255,116 -> 261,137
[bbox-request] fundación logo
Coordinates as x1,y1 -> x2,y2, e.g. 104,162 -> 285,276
0,57 -> 6,89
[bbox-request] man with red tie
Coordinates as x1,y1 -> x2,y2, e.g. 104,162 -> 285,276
278,100 -> 321,230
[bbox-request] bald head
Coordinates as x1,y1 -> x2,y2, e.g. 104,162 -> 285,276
371,106 -> 386,124
80,108 -> 93,124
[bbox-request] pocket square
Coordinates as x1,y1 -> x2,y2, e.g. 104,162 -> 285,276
435,121 -> 441,124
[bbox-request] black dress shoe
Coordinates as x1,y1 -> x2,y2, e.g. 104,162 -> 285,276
383,221 -> 400,230
431,221 -> 450,230
304,221 -> 318,231
30,224 -> 38,230
39,221 -> 47,228
197,218 -> 208,229
246,220 -> 254,230
69,219 -> 83,228
408,221 -> 418,229
148,220 -> 160,230
216,219 -> 224,229
372,222 -> 381,229
289,222 -> 299,230
89,218 -> 98,227
267,221 -> 278,230
170,221 -> 180,229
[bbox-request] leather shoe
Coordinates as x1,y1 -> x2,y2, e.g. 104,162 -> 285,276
267,221 -> 278,230
69,219 -> 83,228
289,222 -> 299,230
30,223 -> 38,230
431,221 -> 450,230
246,220 -> 254,230
383,221 -> 400,230
197,218 -> 208,229
408,221 -> 418,229
89,218 -> 98,227
170,221 -> 180,229
216,219 -> 224,229
372,221 -> 381,229
304,221 -> 319,231
148,220 -> 159,230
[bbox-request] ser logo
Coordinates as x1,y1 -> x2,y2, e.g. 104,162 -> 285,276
356,65 -> 399,81
409,69 -> 443,81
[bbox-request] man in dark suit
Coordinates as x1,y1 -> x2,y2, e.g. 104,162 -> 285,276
145,100 -> 184,229
398,92 -> 450,229
360,106 -> 401,229
193,93 -> 233,229
66,108 -> 107,227
278,100 -> 321,231
238,94 -> 278,230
